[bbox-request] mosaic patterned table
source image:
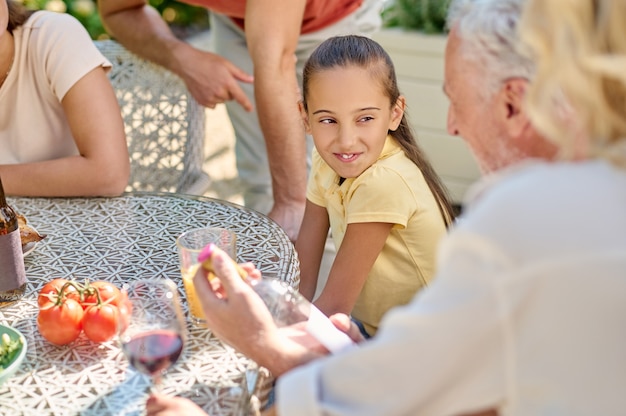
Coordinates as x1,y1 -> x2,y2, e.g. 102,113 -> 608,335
0,193 -> 299,415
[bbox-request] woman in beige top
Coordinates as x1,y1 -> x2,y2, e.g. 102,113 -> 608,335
0,0 -> 129,196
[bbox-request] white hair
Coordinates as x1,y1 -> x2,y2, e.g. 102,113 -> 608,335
446,0 -> 535,93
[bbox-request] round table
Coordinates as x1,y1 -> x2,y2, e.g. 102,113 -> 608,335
0,193 -> 299,415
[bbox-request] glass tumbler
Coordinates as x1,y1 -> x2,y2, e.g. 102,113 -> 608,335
176,227 -> 236,326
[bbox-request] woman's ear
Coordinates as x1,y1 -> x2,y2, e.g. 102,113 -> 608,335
389,96 -> 406,131
298,101 -> 312,134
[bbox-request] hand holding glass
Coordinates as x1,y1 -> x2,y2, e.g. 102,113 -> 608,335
199,243 -> 355,353
177,227 -> 236,325
119,279 -> 186,390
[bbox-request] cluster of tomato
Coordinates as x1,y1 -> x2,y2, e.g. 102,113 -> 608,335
37,278 -> 132,346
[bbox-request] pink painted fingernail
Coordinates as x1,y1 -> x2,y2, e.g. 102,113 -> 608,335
198,243 -> 216,262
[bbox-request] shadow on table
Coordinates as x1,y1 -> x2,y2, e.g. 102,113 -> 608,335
81,372 -> 151,416
179,381 -> 250,415
81,372 -> 255,416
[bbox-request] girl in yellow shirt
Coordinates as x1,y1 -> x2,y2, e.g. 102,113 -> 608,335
296,35 -> 455,337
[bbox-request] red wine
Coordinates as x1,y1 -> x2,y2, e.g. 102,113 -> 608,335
123,330 -> 183,376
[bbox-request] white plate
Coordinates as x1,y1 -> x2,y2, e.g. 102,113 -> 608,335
21,225 -> 40,257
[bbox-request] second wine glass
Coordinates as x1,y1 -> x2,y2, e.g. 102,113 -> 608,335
119,278 -> 186,390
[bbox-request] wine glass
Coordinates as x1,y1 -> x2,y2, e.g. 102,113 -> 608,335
119,278 -> 186,390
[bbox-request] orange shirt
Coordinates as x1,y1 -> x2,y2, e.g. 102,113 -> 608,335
182,0 -> 363,34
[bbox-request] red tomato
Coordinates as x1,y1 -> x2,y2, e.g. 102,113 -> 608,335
82,304 -> 120,343
37,278 -> 80,307
37,298 -> 84,345
82,281 -> 122,308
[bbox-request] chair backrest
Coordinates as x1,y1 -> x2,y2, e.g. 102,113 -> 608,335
95,40 -> 210,195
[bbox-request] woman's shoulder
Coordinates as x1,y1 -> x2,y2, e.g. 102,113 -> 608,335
19,11 -> 92,52
18,11 -> 107,100
24,10 -> 85,31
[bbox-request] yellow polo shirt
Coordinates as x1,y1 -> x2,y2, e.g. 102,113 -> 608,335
307,136 -> 448,335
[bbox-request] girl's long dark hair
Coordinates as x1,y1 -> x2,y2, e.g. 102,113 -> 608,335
7,0 -> 35,34
302,35 -> 455,226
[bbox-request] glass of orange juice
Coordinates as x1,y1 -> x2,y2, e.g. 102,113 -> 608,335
176,227 -> 236,326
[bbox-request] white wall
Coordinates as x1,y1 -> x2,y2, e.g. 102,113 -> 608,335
373,29 -> 481,204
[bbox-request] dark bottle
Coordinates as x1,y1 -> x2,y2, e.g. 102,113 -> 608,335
0,175 -> 27,306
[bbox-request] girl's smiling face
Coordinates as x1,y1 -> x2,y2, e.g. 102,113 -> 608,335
301,64 -> 405,179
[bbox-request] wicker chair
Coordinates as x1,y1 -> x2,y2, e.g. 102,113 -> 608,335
95,40 -> 210,195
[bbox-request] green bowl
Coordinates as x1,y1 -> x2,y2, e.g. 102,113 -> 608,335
0,324 -> 27,386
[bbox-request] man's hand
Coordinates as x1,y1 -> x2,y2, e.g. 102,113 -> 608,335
98,0 -> 253,112
193,248 -> 324,376
193,250 -> 290,373
267,200 -> 306,242
173,45 -> 254,111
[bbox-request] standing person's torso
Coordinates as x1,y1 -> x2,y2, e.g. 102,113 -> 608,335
0,11 -> 110,165
181,0 -> 363,33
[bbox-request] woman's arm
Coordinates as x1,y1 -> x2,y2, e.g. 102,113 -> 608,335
295,200 -> 330,301
0,66 -> 130,196
313,222 -> 393,316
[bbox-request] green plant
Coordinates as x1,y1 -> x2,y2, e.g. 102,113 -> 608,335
20,0 -> 209,40
382,0 -> 450,34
